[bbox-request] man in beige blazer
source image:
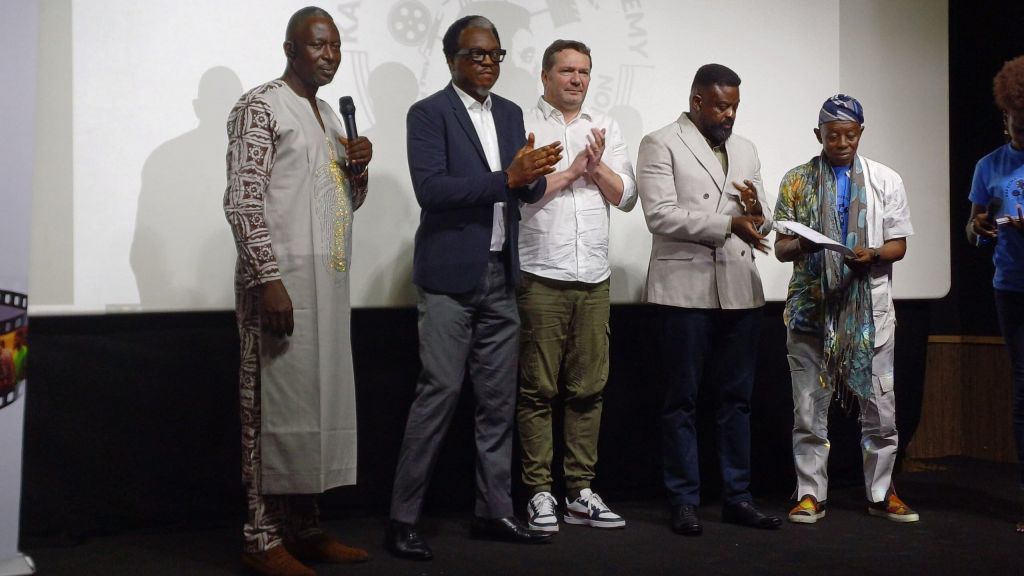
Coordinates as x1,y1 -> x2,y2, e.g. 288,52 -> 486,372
636,63 -> 780,536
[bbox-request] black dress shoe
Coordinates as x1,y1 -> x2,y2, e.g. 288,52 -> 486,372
670,504 -> 702,536
722,501 -> 782,530
386,520 -> 433,560
469,516 -> 552,543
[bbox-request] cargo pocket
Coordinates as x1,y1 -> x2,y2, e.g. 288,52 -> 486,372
599,322 -> 611,384
874,371 -> 895,395
787,353 -> 809,373
519,328 -> 541,380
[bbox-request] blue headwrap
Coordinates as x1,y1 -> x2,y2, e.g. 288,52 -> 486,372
818,94 -> 864,126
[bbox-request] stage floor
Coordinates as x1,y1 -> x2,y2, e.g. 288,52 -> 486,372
23,457 -> 1022,575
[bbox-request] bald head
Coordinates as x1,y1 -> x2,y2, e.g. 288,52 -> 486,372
286,6 -> 333,42
281,6 -> 340,97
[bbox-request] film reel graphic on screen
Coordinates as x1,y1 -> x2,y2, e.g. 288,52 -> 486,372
0,290 -> 27,410
375,0 -> 653,138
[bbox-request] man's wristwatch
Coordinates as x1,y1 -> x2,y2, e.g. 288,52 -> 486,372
871,249 -> 881,264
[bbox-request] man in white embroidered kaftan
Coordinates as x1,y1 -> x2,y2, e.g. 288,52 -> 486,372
223,7 -> 373,576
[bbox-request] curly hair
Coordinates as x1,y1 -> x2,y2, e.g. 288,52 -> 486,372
993,55 -> 1024,113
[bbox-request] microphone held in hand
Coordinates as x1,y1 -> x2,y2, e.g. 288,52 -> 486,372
338,96 -> 364,175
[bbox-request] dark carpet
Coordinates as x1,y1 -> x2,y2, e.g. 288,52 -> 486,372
22,458 -> 1024,576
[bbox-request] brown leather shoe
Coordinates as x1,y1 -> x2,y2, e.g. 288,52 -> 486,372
287,532 -> 369,564
240,545 -> 314,576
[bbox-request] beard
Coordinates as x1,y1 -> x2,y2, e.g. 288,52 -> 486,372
705,122 -> 733,145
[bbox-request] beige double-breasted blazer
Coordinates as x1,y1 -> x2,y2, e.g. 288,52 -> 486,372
636,112 -> 773,310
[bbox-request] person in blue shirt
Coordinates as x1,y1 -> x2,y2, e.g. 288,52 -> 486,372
968,54 -> 1024,533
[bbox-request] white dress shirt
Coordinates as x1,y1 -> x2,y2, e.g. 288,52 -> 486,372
453,84 -> 505,251
520,97 -> 638,283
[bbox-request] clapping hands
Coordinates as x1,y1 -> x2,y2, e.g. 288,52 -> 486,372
506,133 -> 563,189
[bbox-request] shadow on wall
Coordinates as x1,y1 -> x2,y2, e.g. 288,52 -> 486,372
130,66 -> 242,311
608,103 -> 646,303
356,62 -> 420,307
609,103 -> 644,159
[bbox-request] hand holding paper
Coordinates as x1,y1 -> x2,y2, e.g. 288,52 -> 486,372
776,220 -> 855,258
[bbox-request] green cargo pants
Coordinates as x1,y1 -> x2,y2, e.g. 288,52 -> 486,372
516,273 -> 610,497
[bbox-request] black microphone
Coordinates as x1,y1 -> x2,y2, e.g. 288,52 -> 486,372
338,96 -> 364,175
977,196 -> 1003,247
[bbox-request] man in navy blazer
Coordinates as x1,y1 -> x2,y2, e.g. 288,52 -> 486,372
386,15 -> 563,560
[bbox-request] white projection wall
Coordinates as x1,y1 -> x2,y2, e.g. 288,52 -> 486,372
29,0 -> 949,314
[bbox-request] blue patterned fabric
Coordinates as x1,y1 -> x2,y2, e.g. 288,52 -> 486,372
775,154 -> 875,399
820,154 -> 874,399
818,94 -> 864,126
833,165 -> 851,241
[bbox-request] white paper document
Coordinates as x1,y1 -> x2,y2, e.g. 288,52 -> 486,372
775,221 -> 856,257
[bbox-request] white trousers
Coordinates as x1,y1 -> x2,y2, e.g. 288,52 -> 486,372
787,330 -> 898,504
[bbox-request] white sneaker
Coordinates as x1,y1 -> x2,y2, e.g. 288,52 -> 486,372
564,489 -> 625,528
527,491 -> 559,532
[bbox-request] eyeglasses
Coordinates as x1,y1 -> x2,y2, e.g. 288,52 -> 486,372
454,48 -> 507,63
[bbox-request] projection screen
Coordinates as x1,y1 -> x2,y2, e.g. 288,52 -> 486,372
29,0 -> 949,314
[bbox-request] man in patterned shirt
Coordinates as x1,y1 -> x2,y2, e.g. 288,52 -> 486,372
223,7 -> 372,576
774,94 -> 917,526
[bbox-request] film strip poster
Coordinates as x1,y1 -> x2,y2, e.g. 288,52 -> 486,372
0,290 -> 28,411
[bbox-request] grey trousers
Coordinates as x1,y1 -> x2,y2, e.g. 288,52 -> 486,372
390,256 -> 519,524
788,329 -> 898,504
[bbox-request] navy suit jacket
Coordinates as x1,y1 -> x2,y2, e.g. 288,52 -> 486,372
408,83 -> 546,294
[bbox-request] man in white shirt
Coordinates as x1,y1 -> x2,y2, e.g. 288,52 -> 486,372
518,39 -> 638,533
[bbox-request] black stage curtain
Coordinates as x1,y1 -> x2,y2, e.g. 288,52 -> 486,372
21,303 -> 927,539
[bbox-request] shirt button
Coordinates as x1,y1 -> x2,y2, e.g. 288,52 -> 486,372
703,193 -> 710,199
741,250 -> 746,256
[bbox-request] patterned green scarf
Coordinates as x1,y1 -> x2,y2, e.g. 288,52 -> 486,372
817,154 -> 874,399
